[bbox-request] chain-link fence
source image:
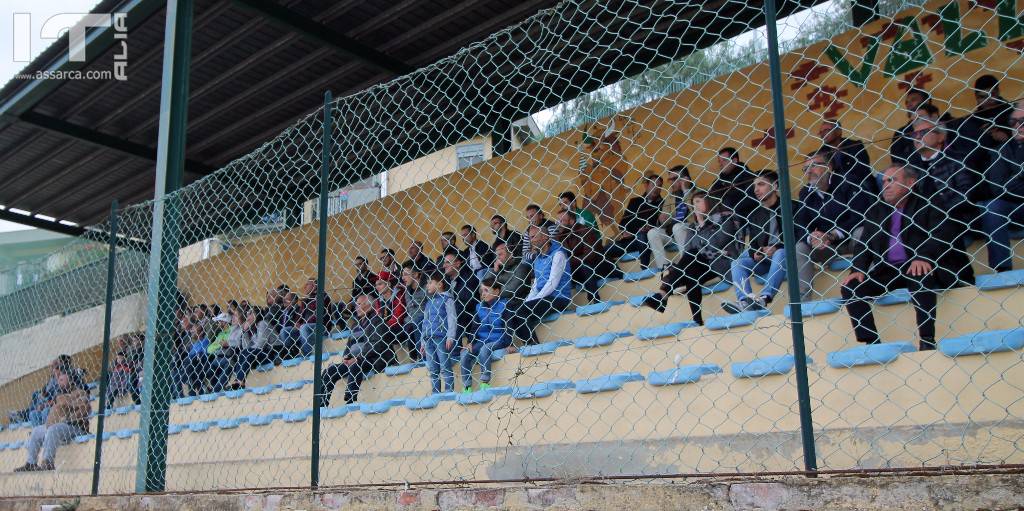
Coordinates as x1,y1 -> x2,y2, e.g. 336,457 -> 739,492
0,0 -> 1021,496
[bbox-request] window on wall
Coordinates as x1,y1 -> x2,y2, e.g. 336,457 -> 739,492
456,143 -> 485,170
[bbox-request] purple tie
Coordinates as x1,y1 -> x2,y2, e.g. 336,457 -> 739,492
886,208 -> 908,264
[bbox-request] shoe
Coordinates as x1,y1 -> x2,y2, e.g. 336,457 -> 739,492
13,463 -> 37,473
919,338 -> 936,351
479,383 -> 491,391
37,461 -> 54,471
641,295 -> 667,314
721,299 -> 751,315
462,388 -> 472,395
747,297 -> 768,312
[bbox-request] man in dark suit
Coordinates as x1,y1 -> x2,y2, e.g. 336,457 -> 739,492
840,165 -> 974,351
817,119 -> 878,194
460,224 -> 495,280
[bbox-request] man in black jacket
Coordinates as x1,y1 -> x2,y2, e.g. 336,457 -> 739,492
841,165 -> 973,350
709,147 -> 758,219
890,88 -> 931,165
318,295 -> 397,406
604,173 -> 663,268
908,116 -> 979,226
404,241 -> 435,276
350,257 -> 376,301
794,152 -> 874,301
490,215 -> 524,267
981,101 -> 1024,271
723,171 -> 796,314
948,74 -> 1014,201
442,252 -> 480,340
817,119 -> 878,195
460,224 -> 495,280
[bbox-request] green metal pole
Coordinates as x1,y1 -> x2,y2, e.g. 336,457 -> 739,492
91,200 -> 120,495
763,0 -> 818,474
137,0 -> 193,493
311,90 -> 334,489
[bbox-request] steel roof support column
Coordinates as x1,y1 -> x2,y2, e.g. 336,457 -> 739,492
137,0 -> 193,493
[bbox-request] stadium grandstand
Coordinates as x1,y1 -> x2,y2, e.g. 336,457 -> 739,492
0,0 -> 1021,507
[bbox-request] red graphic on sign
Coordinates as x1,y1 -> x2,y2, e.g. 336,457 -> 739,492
806,85 -> 849,118
896,71 -> 934,92
789,60 -> 830,90
970,0 -> 997,9
750,125 -> 796,150
860,21 -> 903,48
919,13 -> 944,35
1008,39 -> 1024,54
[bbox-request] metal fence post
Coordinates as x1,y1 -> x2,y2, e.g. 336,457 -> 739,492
763,0 -> 819,474
311,90 -> 334,489
91,200 -> 120,495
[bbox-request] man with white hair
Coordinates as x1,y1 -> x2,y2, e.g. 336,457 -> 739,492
981,101 -> 1024,271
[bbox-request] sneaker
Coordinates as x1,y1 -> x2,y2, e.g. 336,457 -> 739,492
721,299 -> 751,315
13,463 -> 37,473
37,461 -> 54,471
641,295 -> 667,314
479,383 -> 491,391
747,297 -> 768,312
462,388 -> 473,395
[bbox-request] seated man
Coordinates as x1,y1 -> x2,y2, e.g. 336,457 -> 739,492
319,295 -> 396,406
841,165 -> 972,351
795,151 -> 874,301
15,370 -> 89,472
488,241 -> 530,304
648,165 -> 693,269
981,101 -> 1024,271
373,272 -> 407,354
510,224 -> 573,343
604,173 -> 664,268
889,88 -> 931,165
709,147 -> 758,219
435,231 -> 460,268
554,208 -> 619,303
724,171 -> 793,313
558,191 -> 598,229
490,215 -> 524,267
350,257 -> 377,300
404,241 -> 435,276
460,224 -> 495,281
817,119 -> 876,191
295,278 -> 332,358
442,252 -> 480,341
459,278 -> 513,392
908,115 -> 979,229
522,205 -> 557,263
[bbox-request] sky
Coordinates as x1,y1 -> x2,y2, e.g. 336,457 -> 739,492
0,0 -> 101,233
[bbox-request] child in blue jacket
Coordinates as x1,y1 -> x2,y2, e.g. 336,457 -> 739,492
459,278 -> 512,392
421,272 -> 459,393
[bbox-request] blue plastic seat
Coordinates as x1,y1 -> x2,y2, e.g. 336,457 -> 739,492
248,415 -> 276,427
732,354 -> 812,378
456,389 -> 494,405
701,280 -> 731,295
115,428 -> 138,439
827,342 -> 916,368
940,328 -> 1024,357
385,362 -> 423,376
360,402 -> 393,415
281,380 -> 309,391
784,299 -> 840,319
73,434 -> 94,444
283,410 -> 312,423
320,406 -> 349,419
511,379 -> 575,399
623,268 -> 658,282
876,288 -> 911,305
113,405 -> 135,415
628,294 -> 655,307
8,441 -> 23,449
217,418 -> 242,430
518,339 -> 573,357
435,392 -> 458,402
251,384 -> 278,395
705,309 -> 770,330
199,392 -> 223,402
976,270 -> 1024,291
167,424 -> 185,435
636,321 -> 698,341
487,386 -> 514,396
574,331 -> 631,349
575,372 -> 645,394
175,396 -> 196,406
330,329 -> 352,340
187,421 -> 212,433
281,357 -> 305,368
225,389 -> 247,399
829,257 -> 853,271
266,412 -> 285,420
574,300 -> 624,316
619,251 -> 642,262
254,362 -> 275,373
541,312 -> 563,323
405,396 -> 442,410
648,364 -> 723,386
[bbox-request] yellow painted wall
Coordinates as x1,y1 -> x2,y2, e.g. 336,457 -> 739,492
173,0 -> 1024,306
387,136 -> 493,195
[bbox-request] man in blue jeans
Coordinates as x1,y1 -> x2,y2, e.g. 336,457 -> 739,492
981,101 -> 1024,272
723,171 -> 793,314
460,278 -> 513,392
